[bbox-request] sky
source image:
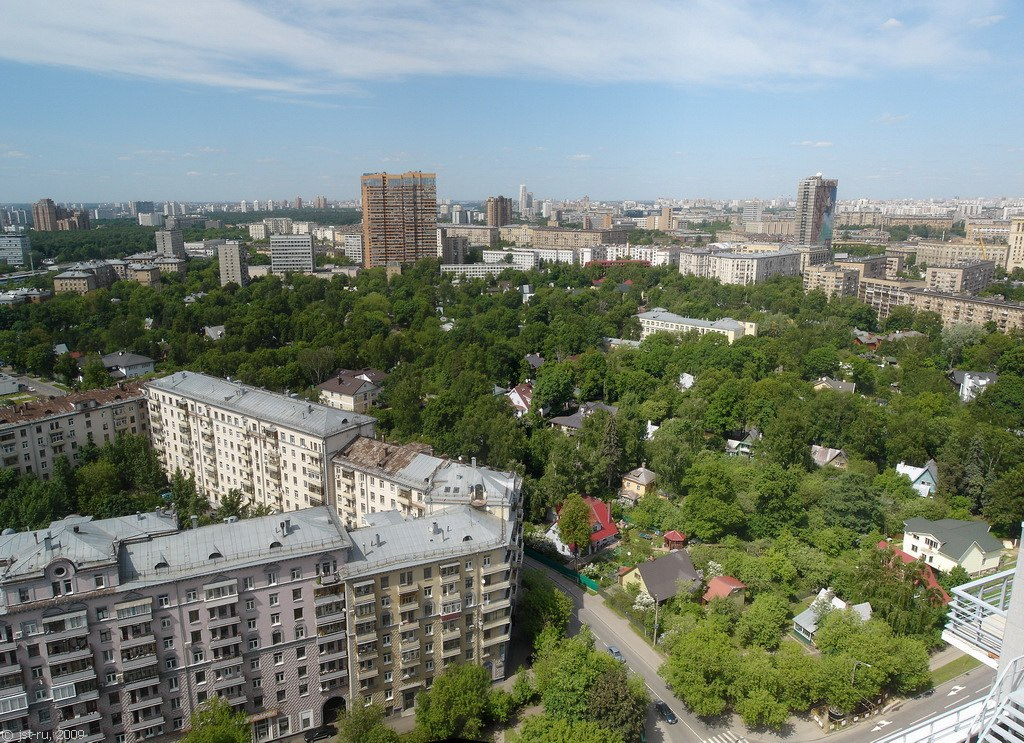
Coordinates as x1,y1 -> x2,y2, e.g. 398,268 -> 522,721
1,0 -> 1022,203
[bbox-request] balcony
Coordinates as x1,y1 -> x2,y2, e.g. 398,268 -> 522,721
210,635 -> 242,650
315,606 -> 345,624
210,655 -> 244,673
482,630 -> 508,647
319,666 -> 348,683
441,626 -> 461,641
121,632 -> 156,650
942,567 -> 1013,668
208,613 -> 241,630
357,666 -> 378,680
120,652 -> 159,673
51,666 -> 95,685
318,646 -> 346,663
355,627 -> 377,644
213,673 -> 245,690
124,693 -> 162,713
122,670 -> 161,692
47,645 -> 93,664
0,692 -> 28,721
317,621 -> 346,640
58,710 -> 102,728
130,714 -> 165,732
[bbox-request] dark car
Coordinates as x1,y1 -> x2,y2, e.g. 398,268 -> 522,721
655,700 -> 678,724
304,725 -> 337,743
607,645 -> 625,662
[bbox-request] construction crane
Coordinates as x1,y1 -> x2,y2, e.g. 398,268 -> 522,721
978,234 -> 988,261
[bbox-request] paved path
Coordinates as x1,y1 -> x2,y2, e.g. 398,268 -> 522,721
14,375 -> 67,398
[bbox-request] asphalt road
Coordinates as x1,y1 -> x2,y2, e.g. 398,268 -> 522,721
13,375 -> 68,398
524,557 -> 997,743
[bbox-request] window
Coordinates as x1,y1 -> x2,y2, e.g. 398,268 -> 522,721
423,567 -> 432,580
299,683 -> 309,696
244,577 -> 254,591
168,677 -> 179,691
94,575 -> 105,588
246,599 -> 256,611
294,608 -> 303,621
275,672 -> 285,684
193,650 -> 204,663
249,639 -> 259,650
38,709 -> 50,723
100,630 -> 111,643
269,594 -> 279,607
295,625 -> 306,640
292,588 -> 302,601
291,568 -> 301,580
272,630 -> 283,645
30,667 -> 43,679
297,665 -> 307,679
250,659 -> 260,671
189,610 -> 200,623
195,671 -> 206,684
197,691 -> 207,703
274,652 -> 284,666
18,588 -> 29,603
170,698 -> 182,710
165,656 -> 178,669
158,594 -> 170,608
267,572 -> 278,586
105,672 -> 118,684
163,638 -> 174,650
384,671 -> 393,683
248,619 -> 257,630
161,618 -> 172,629
186,589 -> 198,601
465,560 -> 473,570
271,613 -> 281,626
190,630 -> 201,644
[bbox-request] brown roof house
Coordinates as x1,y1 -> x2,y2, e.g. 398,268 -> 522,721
618,466 -> 658,507
620,550 -> 701,604
317,368 -> 387,413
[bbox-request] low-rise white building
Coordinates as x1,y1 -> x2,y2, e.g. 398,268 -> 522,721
636,308 -> 757,343
902,518 -> 1003,576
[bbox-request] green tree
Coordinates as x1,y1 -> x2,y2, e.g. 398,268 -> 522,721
507,714 -> 623,743
750,464 -> 803,538
588,667 -> 650,743
518,569 -> 574,645
534,363 -> 574,413
183,697 -> 250,743
336,704 -> 400,743
660,623 -> 740,717
533,627 -> 617,721
557,493 -> 594,557
735,594 -> 790,650
985,465 -> 1024,537
414,663 -> 491,741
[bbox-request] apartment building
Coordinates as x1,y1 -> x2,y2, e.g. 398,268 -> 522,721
0,503 -> 521,743
154,230 -> 186,259
902,289 -> 1024,332
925,260 -> 996,294
802,264 -> 860,298
485,197 -> 513,227
361,172 -> 438,268
858,278 -> 919,320
0,383 -> 147,478
219,241 -> 250,287
0,234 -> 30,266
1008,216 -> 1024,272
915,241 -> 1010,271
834,254 -> 888,280
635,308 -> 757,343
145,372 -> 376,513
436,225 -> 499,248
795,174 -> 838,248
440,264 -> 516,279
678,247 -> 801,285
497,225 -> 630,249
331,437 -> 522,529
965,219 -> 1010,243
270,235 -> 315,274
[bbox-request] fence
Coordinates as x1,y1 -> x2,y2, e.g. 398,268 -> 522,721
524,547 -> 600,591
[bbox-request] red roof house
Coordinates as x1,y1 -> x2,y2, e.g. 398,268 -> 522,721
877,540 -> 951,604
703,575 -> 747,604
664,530 -> 687,550
546,496 -> 620,557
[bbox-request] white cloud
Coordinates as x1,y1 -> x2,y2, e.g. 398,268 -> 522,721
570,154 -> 592,161
796,141 -> 833,148
969,15 -> 1005,27
0,1 -> 1001,95
0,150 -> 29,159
875,112 -> 910,124
881,18 -> 903,30
185,171 -> 201,176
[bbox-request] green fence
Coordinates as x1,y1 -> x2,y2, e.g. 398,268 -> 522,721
524,547 -> 600,591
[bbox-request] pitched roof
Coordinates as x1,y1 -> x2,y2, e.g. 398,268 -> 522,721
636,550 -> 700,600
664,530 -> 686,543
101,351 -> 154,368
877,540 -> 951,604
525,353 -> 545,370
318,368 -> 387,396
903,518 -> 1003,560
636,308 -> 747,333
703,575 -> 746,602
949,369 -> 999,386
0,383 -> 146,426
507,383 -> 533,410
549,401 -> 619,430
624,467 -> 657,486
555,496 -> 618,546
896,459 -> 938,485
814,377 -> 856,393
811,445 -> 847,467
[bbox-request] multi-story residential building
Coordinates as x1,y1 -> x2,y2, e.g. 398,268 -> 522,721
154,230 -> 186,259
219,241 -> 249,287
0,234 -> 30,266
1008,216 -> 1024,272
52,261 -> 118,295
636,308 -> 757,343
440,264 -> 518,279
678,247 -> 801,285
270,235 -> 314,274
0,383 -> 147,477
965,219 -> 1011,243
902,288 -> 1024,332
317,370 -> 387,414
331,436 -> 522,529
498,225 -> 630,249
915,241 -> 1011,271
342,234 -> 364,265
802,264 -> 861,298
0,502 -> 521,742
925,260 -> 996,295
885,254 -> 905,278
146,372 -> 376,513
101,352 -> 155,379
436,225 -> 499,247
361,172 -> 438,268
31,198 -> 59,232
795,174 -> 838,248
436,228 -> 469,265
248,223 -> 268,240
834,254 -> 888,280
858,277 -> 919,319
264,219 -> 294,237
485,197 -> 513,227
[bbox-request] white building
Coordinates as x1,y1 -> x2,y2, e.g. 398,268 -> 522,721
636,308 -> 757,343
146,372 -> 376,513
270,235 -> 314,274
0,234 -> 30,266
902,518 -> 1002,576
342,234 -> 363,265
679,247 -> 801,285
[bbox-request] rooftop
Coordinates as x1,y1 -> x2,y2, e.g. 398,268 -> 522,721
904,518 -> 1003,561
148,371 -> 376,439
0,383 -> 145,426
636,308 -> 746,332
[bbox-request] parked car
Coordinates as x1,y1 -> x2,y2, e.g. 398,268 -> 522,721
607,645 -> 625,662
654,700 -> 678,724
304,725 -> 337,743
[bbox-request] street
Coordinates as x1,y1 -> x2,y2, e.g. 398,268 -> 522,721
524,557 -> 995,743
13,374 -> 68,399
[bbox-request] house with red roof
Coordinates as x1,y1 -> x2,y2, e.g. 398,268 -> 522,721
703,575 -> 747,606
664,530 -> 687,550
545,496 -> 619,557
877,540 -> 952,604
507,383 -> 535,418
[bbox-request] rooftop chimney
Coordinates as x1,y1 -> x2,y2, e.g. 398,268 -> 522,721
471,457 -> 476,468
190,515 -> 199,529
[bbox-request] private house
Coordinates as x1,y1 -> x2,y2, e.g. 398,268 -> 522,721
813,377 -> 856,394
620,549 -> 701,604
618,466 -> 658,507
507,383 -> 535,418
793,589 -> 872,644
811,445 -> 849,469
203,325 -> 226,341
525,353 -> 545,375
948,369 -> 999,402
549,401 -> 618,434
546,496 -> 618,557
703,575 -> 747,606
664,530 -> 687,550
101,350 -> 155,379
317,368 -> 387,413
902,518 -> 1003,577
896,459 -> 939,497
645,420 -> 660,440
725,428 -> 762,457
878,540 -> 951,603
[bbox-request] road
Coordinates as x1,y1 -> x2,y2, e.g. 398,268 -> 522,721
525,557 -> 996,743
13,375 -> 67,399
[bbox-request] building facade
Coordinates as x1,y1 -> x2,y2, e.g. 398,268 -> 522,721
635,308 -> 757,343
1009,216 -> 1024,272
218,241 -> 250,287
925,261 -> 996,295
0,234 -> 30,267
484,197 -> 513,227
154,230 -> 186,259
678,247 -> 801,285
802,264 -> 860,298
0,383 -> 148,478
361,172 -> 438,268
31,199 -> 59,232
145,372 -> 376,513
0,502 -> 521,743
915,241 -> 1010,271
270,235 -> 314,274
795,174 -> 838,248
902,289 -> 1024,332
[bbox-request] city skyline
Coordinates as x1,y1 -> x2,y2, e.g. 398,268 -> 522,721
1,1 -> 1022,201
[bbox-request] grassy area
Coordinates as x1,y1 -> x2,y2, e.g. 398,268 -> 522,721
931,654 -> 983,686
0,393 -> 34,405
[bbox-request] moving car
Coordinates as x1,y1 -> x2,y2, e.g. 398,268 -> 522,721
607,645 -> 625,662
304,725 -> 337,743
654,700 -> 678,724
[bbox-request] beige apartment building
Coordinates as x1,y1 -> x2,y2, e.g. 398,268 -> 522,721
925,261 -> 996,295
498,225 -> 630,249
438,225 -> 499,247
915,241 -> 1010,270
834,255 -> 888,280
146,372 -> 377,513
902,289 -> 1024,332
1009,217 -> 1024,272
966,219 -> 1011,243
0,383 -> 148,478
858,278 -> 921,319
679,247 -> 801,285
802,264 -> 860,298
636,308 -> 757,343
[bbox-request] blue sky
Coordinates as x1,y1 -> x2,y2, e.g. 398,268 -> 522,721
1,0 -> 1021,203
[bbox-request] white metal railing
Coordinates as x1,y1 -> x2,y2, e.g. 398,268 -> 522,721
942,568 -> 1014,667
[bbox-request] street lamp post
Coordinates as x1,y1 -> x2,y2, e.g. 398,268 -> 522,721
653,592 -> 660,645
